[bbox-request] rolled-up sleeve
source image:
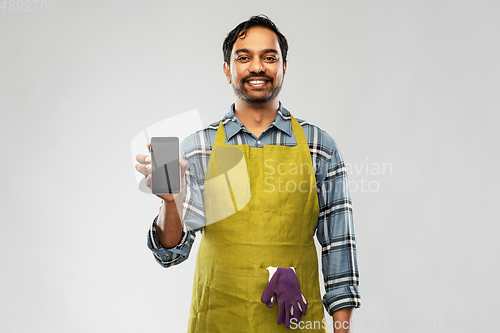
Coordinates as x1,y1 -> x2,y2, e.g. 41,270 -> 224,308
146,216 -> 196,267
316,142 -> 361,315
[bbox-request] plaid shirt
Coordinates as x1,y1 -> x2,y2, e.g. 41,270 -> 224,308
147,102 -> 361,315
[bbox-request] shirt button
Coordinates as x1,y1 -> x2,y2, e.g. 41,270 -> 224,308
257,140 -> 261,145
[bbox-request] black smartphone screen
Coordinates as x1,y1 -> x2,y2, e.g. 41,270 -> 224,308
150,137 -> 181,194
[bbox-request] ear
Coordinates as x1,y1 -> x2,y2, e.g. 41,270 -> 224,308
283,61 -> 287,76
223,62 -> 231,84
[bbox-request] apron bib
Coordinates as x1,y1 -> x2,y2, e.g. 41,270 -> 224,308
188,115 -> 326,333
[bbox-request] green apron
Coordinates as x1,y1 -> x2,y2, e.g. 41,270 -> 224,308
188,115 -> 327,332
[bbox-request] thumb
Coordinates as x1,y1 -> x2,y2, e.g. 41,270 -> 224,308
261,282 -> 276,307
180,158 -> 188,177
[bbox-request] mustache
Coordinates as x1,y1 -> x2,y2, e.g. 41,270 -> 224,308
241,73 -> 274,83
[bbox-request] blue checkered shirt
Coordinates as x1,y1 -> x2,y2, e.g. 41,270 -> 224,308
147,102 -> 361,314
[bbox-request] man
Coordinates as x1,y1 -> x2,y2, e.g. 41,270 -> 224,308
136,15 -> 360,333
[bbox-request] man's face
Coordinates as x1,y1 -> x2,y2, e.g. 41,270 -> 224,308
224,26 -> 287,106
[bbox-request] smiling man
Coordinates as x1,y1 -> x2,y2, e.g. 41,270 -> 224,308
136,15 -> 360,333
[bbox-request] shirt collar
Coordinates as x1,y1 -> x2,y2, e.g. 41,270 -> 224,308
222,101 -> 293,141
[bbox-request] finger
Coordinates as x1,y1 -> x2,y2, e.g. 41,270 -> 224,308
261,283 -> 275,305
293,302 -> 302,322
136,153 -> 151,164
146,173 -> 152,189
277,301 -> 286,325
265,294 -> 275,308
180,158 -> 188,177
146,141 -> 151,151
297,300 -> 306,317
285,302 -> 292,328
135,163 -> 151,177
300,293 -> 307,316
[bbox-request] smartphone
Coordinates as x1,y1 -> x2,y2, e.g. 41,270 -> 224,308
150,137 -> 181,194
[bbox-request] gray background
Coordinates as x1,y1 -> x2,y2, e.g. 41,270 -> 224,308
1,0 -> 499,332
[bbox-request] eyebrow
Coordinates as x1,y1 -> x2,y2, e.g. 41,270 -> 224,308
234,48 -> 279,55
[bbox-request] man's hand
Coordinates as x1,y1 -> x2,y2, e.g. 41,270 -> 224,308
135,142 -> 188,201
135,142 -> 189,248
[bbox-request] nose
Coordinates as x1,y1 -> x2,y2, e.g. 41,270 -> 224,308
249,58 -> 265,73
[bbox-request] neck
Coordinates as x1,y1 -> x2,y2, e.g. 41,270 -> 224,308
233,98 -> 280,137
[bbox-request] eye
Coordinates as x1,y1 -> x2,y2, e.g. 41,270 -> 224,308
237,56 -> 249,61
264,56 -> 277,61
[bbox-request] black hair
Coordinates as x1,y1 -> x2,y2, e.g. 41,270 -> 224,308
222,15 -> 288,66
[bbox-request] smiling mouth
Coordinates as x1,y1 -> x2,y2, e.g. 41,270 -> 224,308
245,79 -> 270,87
247,80 -> 267,84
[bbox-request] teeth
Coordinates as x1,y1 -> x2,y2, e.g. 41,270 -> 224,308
248,80 -> 266,84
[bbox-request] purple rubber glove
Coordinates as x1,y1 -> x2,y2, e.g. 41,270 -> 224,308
261,267 -> 308,328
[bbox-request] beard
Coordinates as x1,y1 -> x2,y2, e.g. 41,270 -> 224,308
231,73 -> 284,105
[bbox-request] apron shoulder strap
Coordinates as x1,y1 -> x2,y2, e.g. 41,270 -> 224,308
290,115 -> 308,147
213,121 -> 227,146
